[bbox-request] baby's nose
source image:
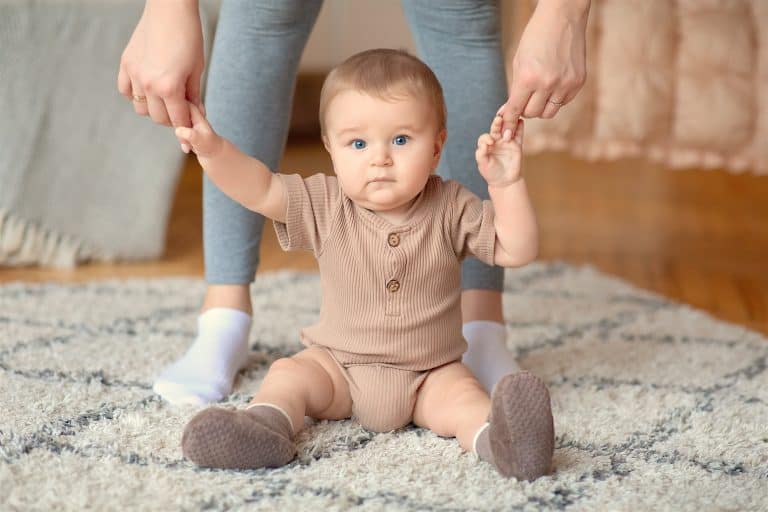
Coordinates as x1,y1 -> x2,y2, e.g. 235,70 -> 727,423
370,148 -> 393,166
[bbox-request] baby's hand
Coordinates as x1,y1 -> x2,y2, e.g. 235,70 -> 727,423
174,103 -> 223,158
475,107 -> 524,187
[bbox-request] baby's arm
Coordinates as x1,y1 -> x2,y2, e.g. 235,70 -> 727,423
475,113 -> 538,267
175,104 -> 287,222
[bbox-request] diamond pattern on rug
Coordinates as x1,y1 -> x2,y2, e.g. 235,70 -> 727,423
0,263 -> 766,511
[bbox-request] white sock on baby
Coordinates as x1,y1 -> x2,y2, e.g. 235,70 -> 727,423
153,307 -> 252,406
462,320 -> 520,393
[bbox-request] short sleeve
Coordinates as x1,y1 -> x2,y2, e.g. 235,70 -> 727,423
272,173 -> 341,255
446,181 -> 496,265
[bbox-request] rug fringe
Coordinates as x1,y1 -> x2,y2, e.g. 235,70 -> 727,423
0,208 -> 107,268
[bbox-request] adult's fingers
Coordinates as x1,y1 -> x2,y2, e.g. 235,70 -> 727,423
542,89 -> 567,118
137,75 -> 190,126
186,72 -> 203,113
130,81 -> 149,116
146,94 -> 172,126
502,84 -> 532,138
541,100 -> 560,119
542,86 -> 577,118
164,95 -> 192,128
117,66 -> 133,99
522,89 -> 551,119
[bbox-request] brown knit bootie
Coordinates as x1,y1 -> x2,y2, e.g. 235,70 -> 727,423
181,404 -> 296,470
475,371 -> 554,481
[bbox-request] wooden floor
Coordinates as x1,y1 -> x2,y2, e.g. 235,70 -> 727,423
2,140 -> 767,336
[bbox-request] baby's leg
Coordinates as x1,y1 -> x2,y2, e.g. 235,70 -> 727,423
414,363 -> 554,481
412,362 -> 490,451
182,346 -> 352,469
250,345 -> 353,433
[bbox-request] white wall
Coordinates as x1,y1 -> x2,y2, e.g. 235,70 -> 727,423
297,0 -> 522,73
299,0 -> 416,72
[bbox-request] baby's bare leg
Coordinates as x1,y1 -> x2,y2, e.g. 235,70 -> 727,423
250,345 -> 353,434
412,361 -> 490,451
182,346 -> 351,469
414,363 -> 554,481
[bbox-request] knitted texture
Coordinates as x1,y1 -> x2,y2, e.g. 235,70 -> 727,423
274,173 -> 496,371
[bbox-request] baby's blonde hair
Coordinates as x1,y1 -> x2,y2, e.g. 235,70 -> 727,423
319,48 -> 447,135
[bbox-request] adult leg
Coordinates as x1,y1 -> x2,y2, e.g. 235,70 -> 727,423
154,0 -> 324,405
402,0 -> 520,392
182,346 -> 353,469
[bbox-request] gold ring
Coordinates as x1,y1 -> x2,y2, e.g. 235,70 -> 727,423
132,95 -> 147,103
549,98 -> 564,106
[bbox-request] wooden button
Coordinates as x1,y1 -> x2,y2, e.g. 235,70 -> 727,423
386,279 -> 400,293
388,233 -> 400,247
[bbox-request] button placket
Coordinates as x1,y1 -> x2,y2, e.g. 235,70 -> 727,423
385,230 -> 405,316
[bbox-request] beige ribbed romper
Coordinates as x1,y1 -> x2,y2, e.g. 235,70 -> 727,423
273,173 -> 497,432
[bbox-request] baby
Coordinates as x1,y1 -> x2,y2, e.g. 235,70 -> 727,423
176,49 -> 554,481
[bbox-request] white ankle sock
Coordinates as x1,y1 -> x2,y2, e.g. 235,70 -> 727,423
472,422 -> 490,455
153,307 -> 252,406
462,320 -> 520,393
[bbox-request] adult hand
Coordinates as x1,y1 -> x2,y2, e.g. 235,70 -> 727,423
501,0 -> 590,139
117,0 -> 204,135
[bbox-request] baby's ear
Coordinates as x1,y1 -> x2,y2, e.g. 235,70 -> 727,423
433,129 -> 447,157
431,129 -> 447,170
322,135 -> 331,153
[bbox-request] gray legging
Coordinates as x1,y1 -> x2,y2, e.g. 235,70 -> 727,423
204,0 -> 506,290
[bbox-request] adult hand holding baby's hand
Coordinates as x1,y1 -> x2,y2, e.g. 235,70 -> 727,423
117,1 -> 204,134
174,104 -> 223,158
476,108 -> 525,188
499,0 -> 589,137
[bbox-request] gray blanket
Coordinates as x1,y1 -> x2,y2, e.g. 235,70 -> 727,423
0,1 -> 217,267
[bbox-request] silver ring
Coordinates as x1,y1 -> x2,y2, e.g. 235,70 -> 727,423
548,98 -> 564,106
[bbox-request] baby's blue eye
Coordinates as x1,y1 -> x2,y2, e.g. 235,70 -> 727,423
352,139 -> 366,150
393,135 -> 408,146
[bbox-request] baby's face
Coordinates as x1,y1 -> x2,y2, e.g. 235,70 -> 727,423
323,89 -> 445,219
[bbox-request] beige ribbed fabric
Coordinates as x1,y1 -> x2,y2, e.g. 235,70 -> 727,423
314,344 -> 431,432
346,360 -> 430,432
274,173 -> 496,373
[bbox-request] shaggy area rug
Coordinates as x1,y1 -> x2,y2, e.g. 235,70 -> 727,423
1,263 -> 766,511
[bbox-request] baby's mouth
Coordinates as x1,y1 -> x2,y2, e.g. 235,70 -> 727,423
369,176 -> 394,183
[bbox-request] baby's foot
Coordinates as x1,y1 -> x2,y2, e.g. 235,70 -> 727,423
475,371 -> 554,480
182,404 -> 295,469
